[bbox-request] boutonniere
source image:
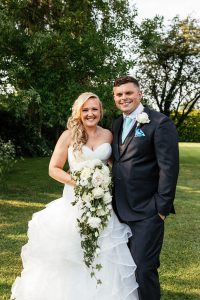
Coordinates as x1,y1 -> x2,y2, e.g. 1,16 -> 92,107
135,112 -> 150,137
136,112 -> 150,127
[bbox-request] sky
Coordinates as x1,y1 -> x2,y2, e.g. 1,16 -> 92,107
131,0 -> 200,22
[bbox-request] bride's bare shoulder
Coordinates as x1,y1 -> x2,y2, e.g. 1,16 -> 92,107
56,130 -> 72,148
98,127 -> 113,143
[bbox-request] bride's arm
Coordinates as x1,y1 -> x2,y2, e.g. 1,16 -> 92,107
49,130 -> 75,186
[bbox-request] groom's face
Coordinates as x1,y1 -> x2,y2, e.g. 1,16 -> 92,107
113,82 -> 142,115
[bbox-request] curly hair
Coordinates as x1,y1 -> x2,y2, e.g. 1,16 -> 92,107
67,92 -> 103,153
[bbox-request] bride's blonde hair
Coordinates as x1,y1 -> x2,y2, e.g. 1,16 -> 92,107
67,92 -> 103,153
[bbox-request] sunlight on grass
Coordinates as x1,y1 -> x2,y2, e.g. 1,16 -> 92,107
6,234 -> 27,241
163,263 -> 200,278
177,185 -> 200,193
0,199 -> 45,208
0,222 -> 19,229
179,143 -> 200,148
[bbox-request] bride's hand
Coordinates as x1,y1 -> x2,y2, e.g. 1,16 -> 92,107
66,172 -> 76,187
69,177 -> 76,187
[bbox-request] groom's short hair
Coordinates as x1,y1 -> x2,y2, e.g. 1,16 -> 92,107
113,76 -> 140,88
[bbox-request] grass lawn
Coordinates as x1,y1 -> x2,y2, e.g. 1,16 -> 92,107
0,143 -> 200,299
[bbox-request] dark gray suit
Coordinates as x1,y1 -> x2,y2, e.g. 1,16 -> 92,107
112,107 -> 179,300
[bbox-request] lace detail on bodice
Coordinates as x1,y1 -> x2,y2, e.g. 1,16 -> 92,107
68,143 -> 112,170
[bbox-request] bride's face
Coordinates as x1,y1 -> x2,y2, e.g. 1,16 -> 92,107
80,97 -> 101,128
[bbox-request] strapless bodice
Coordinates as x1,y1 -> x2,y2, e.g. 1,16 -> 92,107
68,143 -> 112,170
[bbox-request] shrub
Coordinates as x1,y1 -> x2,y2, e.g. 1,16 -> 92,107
0,139 -> 16,179
177,110 -> 200,142
0,110 -> 53,157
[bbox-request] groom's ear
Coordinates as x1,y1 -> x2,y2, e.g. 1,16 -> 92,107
138,90 -> 142,98
113,89 -> 117,100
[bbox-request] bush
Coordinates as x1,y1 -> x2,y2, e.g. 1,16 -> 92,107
177,110 -> 200,142
0,110 -> 54,157
0,139 -> 16,179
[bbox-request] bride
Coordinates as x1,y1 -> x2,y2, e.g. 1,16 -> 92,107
11,92 -> 139,300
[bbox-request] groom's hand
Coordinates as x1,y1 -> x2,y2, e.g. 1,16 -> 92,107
158,213 -> 166,220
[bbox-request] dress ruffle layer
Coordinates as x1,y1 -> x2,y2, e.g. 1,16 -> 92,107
11,185 -> 138,300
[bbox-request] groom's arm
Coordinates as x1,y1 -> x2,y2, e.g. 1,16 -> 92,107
154,117 -> 179,217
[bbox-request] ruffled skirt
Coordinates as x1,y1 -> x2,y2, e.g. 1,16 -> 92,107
11,185 -> 138,300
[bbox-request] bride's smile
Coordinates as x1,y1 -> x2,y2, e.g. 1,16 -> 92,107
81,98 -> 101,127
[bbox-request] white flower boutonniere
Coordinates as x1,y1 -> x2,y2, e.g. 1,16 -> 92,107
136,112 -> 150,127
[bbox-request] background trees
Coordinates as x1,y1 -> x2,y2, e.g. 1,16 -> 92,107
135,16 -> 200,128
0,1 -> 199,157
0,0 -> 136,155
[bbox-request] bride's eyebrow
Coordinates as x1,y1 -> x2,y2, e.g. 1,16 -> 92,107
82,107 -> 99,111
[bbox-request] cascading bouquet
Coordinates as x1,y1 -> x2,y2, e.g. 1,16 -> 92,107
71,158 -> 112,284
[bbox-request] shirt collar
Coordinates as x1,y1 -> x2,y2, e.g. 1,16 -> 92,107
123,103 -> 144,120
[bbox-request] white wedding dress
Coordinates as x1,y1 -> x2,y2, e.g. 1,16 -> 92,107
11,143 -> 139,300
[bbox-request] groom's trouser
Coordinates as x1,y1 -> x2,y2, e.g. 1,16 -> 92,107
127,214 -> 164,300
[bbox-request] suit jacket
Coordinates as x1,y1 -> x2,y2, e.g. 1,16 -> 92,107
112,107 -> 179,222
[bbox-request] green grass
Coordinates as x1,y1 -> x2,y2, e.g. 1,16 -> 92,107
0,144 -> 200,299
160,143 -> 200,299
0,158 -> 63,300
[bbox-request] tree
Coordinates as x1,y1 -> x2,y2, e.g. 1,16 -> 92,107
0,0 -> 137,154
135,16 -> 200,127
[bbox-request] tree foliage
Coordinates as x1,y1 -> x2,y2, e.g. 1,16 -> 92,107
177,110 -> 200,142
0,0 -> 136,154
135,16 -> 200,127
1,2 -> 200,156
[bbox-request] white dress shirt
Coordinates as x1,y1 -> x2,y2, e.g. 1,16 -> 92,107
122,103 -> 144,137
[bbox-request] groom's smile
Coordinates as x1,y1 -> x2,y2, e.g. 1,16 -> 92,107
113,82 -> 142,115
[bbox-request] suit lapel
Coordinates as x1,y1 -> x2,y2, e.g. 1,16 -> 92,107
119,121 -> 137,158
113,115 -> 123,160
143,106 -> 150,116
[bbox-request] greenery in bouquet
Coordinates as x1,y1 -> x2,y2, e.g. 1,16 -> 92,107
71,159 -> 112,284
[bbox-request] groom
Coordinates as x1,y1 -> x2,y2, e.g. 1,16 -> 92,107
112,76 -> 179,300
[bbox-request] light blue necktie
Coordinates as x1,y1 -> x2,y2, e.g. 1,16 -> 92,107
122,116 -> 132,143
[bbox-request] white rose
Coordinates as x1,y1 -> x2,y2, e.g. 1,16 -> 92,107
102,164 -> 110,175
82,192 -> 93,203
103,192 -> 112,204
107,204 -> 112,210
80,167 -> 91,180
87,217 -> 101,228
136,112 -> 150,124
97,209 -> 105,216
102,175 -> 111,188
92,187 -> 104,199
92,169 -> 104,187
79,178 -> 89,186
95,247 -> 101,254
